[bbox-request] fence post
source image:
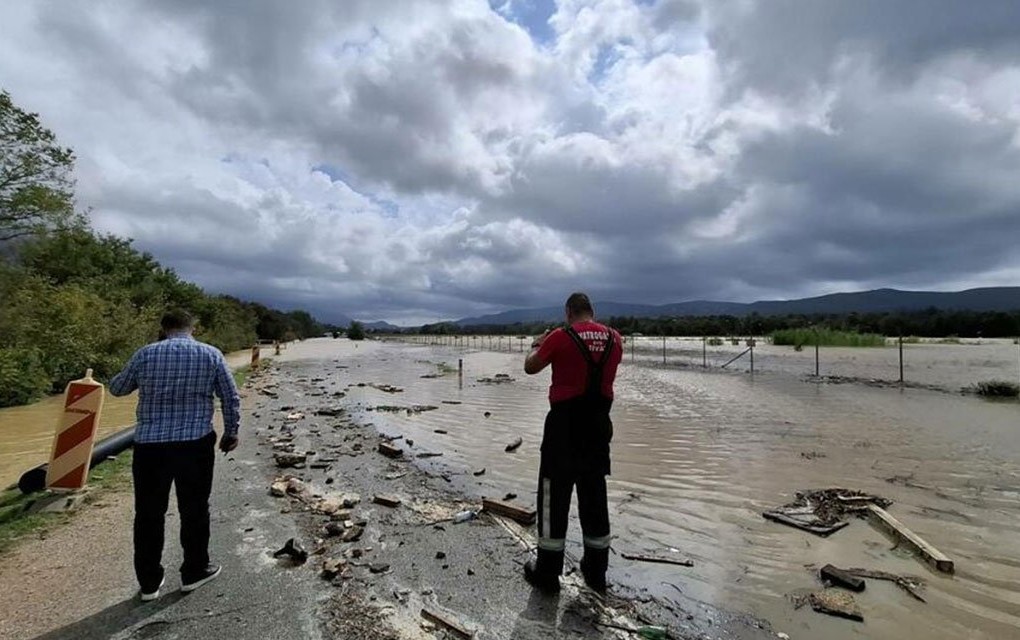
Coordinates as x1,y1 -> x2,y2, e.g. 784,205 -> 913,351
662,335 -> 666,364
750,340 -> 755,374
631,336 -> 635,362
899,335 -> 904,384
459,358 -> 463,389
815,336 -> 820,377
702,336 -> 707,368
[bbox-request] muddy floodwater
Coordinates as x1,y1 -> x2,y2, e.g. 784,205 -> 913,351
2,337 -> 1018,638
0,347 -> 253,488
281,338 -> 1017,639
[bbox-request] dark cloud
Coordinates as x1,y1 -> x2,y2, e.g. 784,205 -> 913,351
1,0 -> 1019,324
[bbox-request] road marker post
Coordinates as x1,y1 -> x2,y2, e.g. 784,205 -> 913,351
45,369 -> 105,491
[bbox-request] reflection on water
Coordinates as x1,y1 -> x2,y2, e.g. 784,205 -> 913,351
305,338 -> 1020,640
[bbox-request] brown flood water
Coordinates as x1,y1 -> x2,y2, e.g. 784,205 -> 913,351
2,337 -> 1018,638
0,348 -> 254,489
316,338 -> 1018,640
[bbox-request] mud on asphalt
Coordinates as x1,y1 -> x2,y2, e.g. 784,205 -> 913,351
245,360 -> 779,640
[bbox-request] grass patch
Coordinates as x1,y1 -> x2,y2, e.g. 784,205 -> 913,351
975,380 -> 1020,398
0,450 -> 133,555
706,337 -> 724,346
771,328 -> 887,348
233,364 -> 251,387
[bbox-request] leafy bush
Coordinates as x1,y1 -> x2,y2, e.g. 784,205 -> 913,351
347,321 -> 366,341
975,380 -> 1020,398
0,347 -> 50,406
771,328 -> 886,348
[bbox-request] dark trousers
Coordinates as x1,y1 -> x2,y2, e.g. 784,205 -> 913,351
132,431 -> 215,590
534,397 -> 613,577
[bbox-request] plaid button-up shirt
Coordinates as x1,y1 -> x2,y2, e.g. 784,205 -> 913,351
110,334 -> 240,443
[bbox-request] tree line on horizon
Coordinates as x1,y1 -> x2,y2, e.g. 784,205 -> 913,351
413,307 -> 1020,340
0,89 -> 333,407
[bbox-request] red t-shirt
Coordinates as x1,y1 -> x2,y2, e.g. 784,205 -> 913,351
536,321 -> 623,403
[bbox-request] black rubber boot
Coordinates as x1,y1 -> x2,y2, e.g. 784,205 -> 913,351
580,547 -> 609,593
524,549 -> 563,593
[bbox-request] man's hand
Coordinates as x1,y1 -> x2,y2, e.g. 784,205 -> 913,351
531,328 -> 553,350
219,434 -> 239,453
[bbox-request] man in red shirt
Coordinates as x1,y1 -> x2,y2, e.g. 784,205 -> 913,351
523,292 -> 623,593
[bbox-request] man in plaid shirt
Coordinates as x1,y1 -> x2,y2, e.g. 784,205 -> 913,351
110,309 -> 240,601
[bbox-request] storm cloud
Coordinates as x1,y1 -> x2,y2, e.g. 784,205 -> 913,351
1,0 -> 1018,323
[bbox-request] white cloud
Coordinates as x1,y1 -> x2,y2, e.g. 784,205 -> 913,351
2,0 -> 1019,323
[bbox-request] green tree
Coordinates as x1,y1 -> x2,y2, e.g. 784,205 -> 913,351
347,320 -> 366,341
0,90 -> 76,241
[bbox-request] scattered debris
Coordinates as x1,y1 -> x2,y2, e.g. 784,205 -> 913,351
285,412 -> 306,421
820,564 -> 865,592
368,563 -> 390,574
762,489 -> 891,536
621,553 -> 694,568
421,606 -> 475,639
384,471 -> 408,481
453,510 -> 478,524
341,525 -> 365,543
844,568 -> 926,602
808,590 -> 863,622
372,494 -> 402,508
866,505 -> 954,573
800,451 -> 827,460
416,452 -> 443,458
321,557 -> 346,579
503,493 -> 517,501
273,538 -> 308,564
482,498 -> 536,525
504,437 -> 523,452
441,400 -> 462,405
274,453 -> 308,468
435,551 -> 447,560
369,383 -> 404,393
378,442 -> 403,458
472,468 -> 486,477
322,522 -> 346,538
434,429 -> 448,434
477,374 -> 515,385
315,408 -> 344,417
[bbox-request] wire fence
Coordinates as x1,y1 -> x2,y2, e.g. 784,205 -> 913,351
382,334 -> 1020,395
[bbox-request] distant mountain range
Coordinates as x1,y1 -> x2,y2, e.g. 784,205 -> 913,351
451,287 -> 1020,326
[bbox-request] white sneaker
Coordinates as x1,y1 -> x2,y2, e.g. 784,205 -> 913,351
139,576 -> 165,602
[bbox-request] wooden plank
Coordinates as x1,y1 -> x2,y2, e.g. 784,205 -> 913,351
820,564 -> 865,592
762,510 -> 849,536
621,553 -> 694,567
845,567 -> 926,603
372,494 -> 401,508
482,498 -> 536,525
421,606 -> 474,638
377,442 -> 403,458
867,505 -> 954,573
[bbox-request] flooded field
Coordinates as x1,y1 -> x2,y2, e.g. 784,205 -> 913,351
2,336 -> 1017,638
305,338 -> 1017,639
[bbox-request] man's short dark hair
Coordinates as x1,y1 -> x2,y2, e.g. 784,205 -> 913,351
565,292 -> 594,317
161,309 -> 195,333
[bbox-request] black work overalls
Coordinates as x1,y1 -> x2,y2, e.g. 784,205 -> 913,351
534,327 -> 615,578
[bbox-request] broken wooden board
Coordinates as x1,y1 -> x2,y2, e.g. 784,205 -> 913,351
621,553 -> 693,567
809,590 -> 863,622
421,606 -> 475,638
845,567 -> 926,603
377,442 -> 403,458
820,564 -> 865,592
867,504 -> 954,573
372,494 -> 401,508
762,510 -> 850,536
482,498 -> 536,525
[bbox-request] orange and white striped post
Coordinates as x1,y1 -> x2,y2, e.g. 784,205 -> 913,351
45,368 -> 105,491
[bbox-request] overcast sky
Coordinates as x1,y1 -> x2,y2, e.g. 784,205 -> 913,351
2,1 -> 1019,324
